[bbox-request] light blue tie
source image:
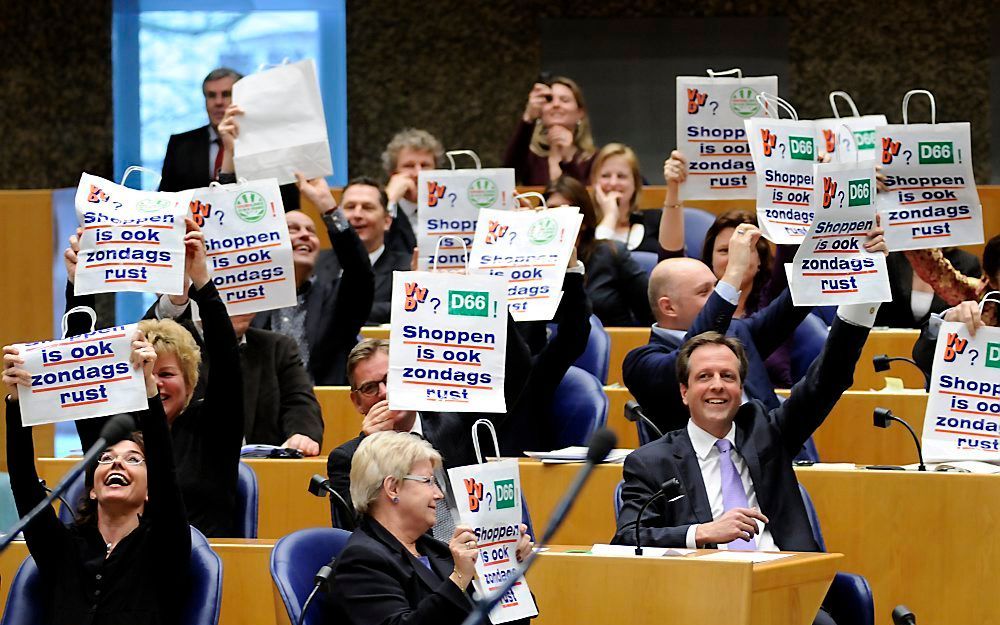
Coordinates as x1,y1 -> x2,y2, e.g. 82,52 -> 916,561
715,439 -> 755,550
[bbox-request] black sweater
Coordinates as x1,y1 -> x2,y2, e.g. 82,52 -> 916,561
6,396 -> 191,625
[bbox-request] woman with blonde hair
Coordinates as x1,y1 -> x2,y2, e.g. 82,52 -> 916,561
330,431 -> 534,625
504,75 -> 596,185
591,143 -> 662,254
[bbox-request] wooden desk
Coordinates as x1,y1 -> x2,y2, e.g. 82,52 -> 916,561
853,329 -> 923,390
313,386 -> 360,452
795,467 -> 1000,625
519,459 -> 622,545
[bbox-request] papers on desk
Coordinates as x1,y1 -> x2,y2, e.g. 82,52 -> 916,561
590,544 -> 694,557
524,447 -> 632,464
906,461 -> 1000,474
697,551 -> 793,563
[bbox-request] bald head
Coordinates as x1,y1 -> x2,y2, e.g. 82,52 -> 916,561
648,257 -> 718,330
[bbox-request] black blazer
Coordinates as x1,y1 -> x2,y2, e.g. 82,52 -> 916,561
370,248 -> 415,324
241,327 -> 323,445
628,208 -> 663,254
612,314 -> 871,550
875,250 -> 981,328
330,517 -> 533,625
253,215 -> 374,385
385,208 -> 417,257
159,124 -> 300,209
583,241 -> 652,327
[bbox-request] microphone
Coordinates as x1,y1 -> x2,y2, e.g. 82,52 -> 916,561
458,428 -> 617,625
308,474 -> 357,531
891,605 -> 916,625
0,413 -> 137,554
633,478 -> 685,556
624,401 -> 663,441
297,556 -> 337,625
38,479 -> 77,521
873,354 -> 930,389
873,408 -> 926,471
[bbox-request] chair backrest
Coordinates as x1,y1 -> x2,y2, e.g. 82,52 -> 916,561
790,313 -> 831,384
57,471 -> 85,525
547,314 -> 611,384
271,527 -> 353,625
630,250 -> 659,276
612,479 -> 624,524
235,461 -> 259,538
683,208 -> 717,259
0,526 -> 222,625
550,366 -> 608,448
797,483 -> 828,553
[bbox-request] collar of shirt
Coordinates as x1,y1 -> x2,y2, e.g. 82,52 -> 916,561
651,323 -> 687,343
369,244 -> 386,267
397,197 -> 418,223
208,124 -> 219,142
408,413 -> 424,437
687,419 -> 736,461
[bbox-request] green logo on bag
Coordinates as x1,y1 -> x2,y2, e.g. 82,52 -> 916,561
136,198 -> 171,213
848,179 -> 872,207
234,191 -> 267,223
468,177 -> 499,208
918,141 -> 955,164
729,87 -> 760,117
527,217 -> 558,245
986,343 -> 1000,369
494,479 -> 516,509
448,290 -> 489,317
853,129 -> 876,151
789,136 -> 815,161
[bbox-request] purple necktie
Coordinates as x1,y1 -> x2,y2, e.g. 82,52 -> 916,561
715,439 -> 755,550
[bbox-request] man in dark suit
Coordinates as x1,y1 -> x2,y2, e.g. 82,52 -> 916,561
381,128 -> 444,256
159,67 -> 299,209
613,303 -> 880,625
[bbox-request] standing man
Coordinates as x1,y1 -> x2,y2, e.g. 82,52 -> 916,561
159,67 -> 298,209
380,129 -> 444,255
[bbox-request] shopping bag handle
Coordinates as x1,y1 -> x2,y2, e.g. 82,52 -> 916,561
902,90 -> 936,125
828,91 -> 860,119
445,150 -> 482,170
120,166 -> 162,188
756,92 -> 798,120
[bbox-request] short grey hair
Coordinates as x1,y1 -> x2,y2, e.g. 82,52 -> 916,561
381,128 -> 444,176
350,431 -> 442,514
202,67 -> 243,91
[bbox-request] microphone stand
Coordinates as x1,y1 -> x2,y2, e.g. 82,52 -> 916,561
297,557 -> 336,625
634,478 -> 685,555
872,354 -> 931,389
624,401 -> 663,441
308,475 -> 357,531
873,408 -> 926,471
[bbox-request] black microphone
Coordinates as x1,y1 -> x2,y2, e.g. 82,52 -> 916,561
891,605 -> 916,624
297,556 -> 337,625
0,413 -> 137,554
38,479 -> 77,521
308,474 -> 357,531
457,428 -> 617,625
633,478 -> 685,556
624,400 -> 663,441
873,407 -> 926,471
873,354 -> 930,389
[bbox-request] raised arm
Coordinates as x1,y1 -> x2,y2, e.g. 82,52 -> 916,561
659,150 -> 687,258
905,248 -> 983,306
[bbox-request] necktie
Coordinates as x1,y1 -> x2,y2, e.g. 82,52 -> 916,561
714,439 -> 755,550
213,138 -> 224,180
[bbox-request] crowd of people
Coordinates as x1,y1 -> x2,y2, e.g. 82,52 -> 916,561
2,66 -> 998,625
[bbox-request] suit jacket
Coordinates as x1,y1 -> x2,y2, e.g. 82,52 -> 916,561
628,208 -> 664,254
241,328 -> 323,445
159,124 -> 300,209
584,241 -> 652,327
623,287 -> 812,435
370,248 -> 413,324
875,250 -> 981,329
253,215 -> 374,385
386,208 -> 417,257
612,314 -> 871,550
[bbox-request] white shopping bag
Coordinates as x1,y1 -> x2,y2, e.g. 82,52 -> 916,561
232,59 -> 332,184
814,91 -> 887,164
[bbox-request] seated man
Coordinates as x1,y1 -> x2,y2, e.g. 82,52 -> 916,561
317,176 -> 412,325
381,128 -> 444,255
612,302 -> 881,625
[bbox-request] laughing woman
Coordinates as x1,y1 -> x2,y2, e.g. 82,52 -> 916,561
3,334 -> 191,625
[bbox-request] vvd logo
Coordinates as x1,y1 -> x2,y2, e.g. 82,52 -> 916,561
189,200 -> 212,227
464,478 -> 484,512
687,88 -> 708,114
87,184 -> 110,204
822,129 -> 836,154
484,220 -> 509,245
403,282 -> 428,312
943,332 -> 969,363
426,182 -> 446,208
822,177 -> 838,209
760,129 -> 777,157
881,138 -> 901,165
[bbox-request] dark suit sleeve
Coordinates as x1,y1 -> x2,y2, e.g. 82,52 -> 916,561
611,449 -> 691,548
140,397 -> 192,573
742,288 -> 812,361
273,334 -> 323,442
912,321 -> 937,384
771,315 -> 872,455
618,250 -> 653,326
502,120 -> 536,184
327,441 -> 358,529
159,134 -> 179,192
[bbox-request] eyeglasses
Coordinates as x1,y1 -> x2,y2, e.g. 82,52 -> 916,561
402,474 -> 440,488
353,376 -> 388,397
97,452 -> 145,466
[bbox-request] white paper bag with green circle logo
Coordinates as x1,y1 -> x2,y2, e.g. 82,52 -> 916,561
231,59 -> 332,184
446,459 -> 537,623
73,173 -> 189,296
874,123 -> 982,252
186,178 -> 296,314
468,206 -> 582,321
675,72 -> 778,200
921,321 -> 1000,462
417,161 -> 515,271
14,320 -> 148,427
814,92 -> 887,164
745,117 -> 818,244
790,161 -> 890,306
388,270 -> 508,413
